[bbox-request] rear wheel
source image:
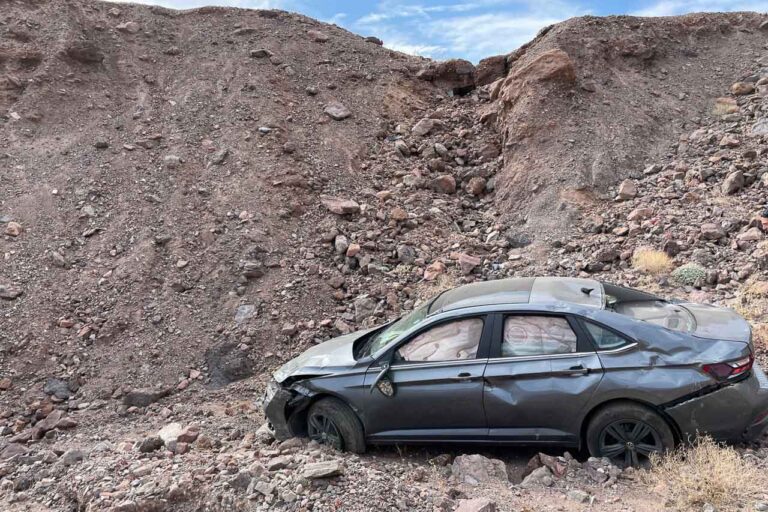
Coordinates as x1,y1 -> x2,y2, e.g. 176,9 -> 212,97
307,398 -> 366,454
586,402 -> 674,468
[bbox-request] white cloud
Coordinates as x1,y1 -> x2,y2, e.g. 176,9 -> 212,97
385,41 -> 447,58
426,13 -> 565,59
357,2 -> 485,24
326,12 -> 348,25
353,0 -> 586,62
633,0 -> 768,16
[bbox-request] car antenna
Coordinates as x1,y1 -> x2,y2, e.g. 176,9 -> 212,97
581,287 -> 594,295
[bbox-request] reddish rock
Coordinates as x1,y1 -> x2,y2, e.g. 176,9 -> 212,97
627,207 -> 654,221
390,207 -> 408,222
345,243 -> 361,257
513,49 -> 576,84
424,261 -> 446,281
467,177 -> 487,196
431,175 -> 456,194
5,221 -> 22,237
321,196 -> 360,215
458,254 -> 482,275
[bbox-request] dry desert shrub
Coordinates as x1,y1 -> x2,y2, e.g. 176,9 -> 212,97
415,273 -> 456,301
632,248 -> 673,275
647,436 -> 765,511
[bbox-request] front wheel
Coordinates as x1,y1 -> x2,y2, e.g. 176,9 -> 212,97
586,402 -> 674,468
306,398 -> 366,454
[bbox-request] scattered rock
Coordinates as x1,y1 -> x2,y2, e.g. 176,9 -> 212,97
451,454 -> 508,486
521,466 -> 554,488
301,460 -> 343,479
731,82 -> 755,95
138,436 -> 164,453
722,170 -> 744,194
617,179 -> 637,200
324,102 -> 351,120
0,284 -> 22,300
5,221 -> 22,237
116,21 -> 141,33
44,378 -> 72,400
455,498 -> 497,512
321,196 -> 360,215
122,388 -> 171,408
431,175 -> 457,194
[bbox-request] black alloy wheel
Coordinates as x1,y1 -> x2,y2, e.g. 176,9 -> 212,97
598,419 -> 664,467
307,412 -> 344,450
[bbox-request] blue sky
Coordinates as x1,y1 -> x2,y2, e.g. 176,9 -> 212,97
110,1 -> 768,62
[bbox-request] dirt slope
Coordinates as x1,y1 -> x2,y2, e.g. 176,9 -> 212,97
1,0 -> 436,393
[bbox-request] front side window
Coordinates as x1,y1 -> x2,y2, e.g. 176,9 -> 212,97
583,321 -> 630,350
502,315 -> 577,357
396,318 -> 484,363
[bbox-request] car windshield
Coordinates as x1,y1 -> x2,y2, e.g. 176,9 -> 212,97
364,300 -> 432,356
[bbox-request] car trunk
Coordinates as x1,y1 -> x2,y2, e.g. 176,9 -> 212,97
679,303 -> 752,344
613,300 -> 752,345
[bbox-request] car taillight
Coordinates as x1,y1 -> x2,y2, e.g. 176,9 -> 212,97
702,355 -> 753,380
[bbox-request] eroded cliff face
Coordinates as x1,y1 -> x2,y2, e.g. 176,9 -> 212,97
478,13 -> 768,237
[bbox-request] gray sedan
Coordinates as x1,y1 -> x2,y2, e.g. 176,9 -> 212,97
263,277 -> 768,466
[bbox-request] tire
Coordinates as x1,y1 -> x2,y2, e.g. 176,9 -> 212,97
586,402 -> 675,468
307,397 -> 366,454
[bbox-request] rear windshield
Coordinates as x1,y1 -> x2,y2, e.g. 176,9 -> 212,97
529,277 -> 603,308
613,301 -> 695,333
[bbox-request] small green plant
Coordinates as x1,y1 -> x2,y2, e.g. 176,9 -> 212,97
671,263 -> 707,286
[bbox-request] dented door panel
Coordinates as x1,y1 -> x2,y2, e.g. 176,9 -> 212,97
483,354 -> 603,444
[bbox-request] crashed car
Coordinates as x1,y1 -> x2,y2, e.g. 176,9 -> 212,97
263,277 -> 768,466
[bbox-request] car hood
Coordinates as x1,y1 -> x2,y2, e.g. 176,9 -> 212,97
273,327 -> 375,383
680,303 -> 752,343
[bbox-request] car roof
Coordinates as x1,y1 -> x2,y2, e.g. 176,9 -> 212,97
428,277 -> 605,315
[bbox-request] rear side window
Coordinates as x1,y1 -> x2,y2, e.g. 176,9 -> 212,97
583,321 -> 630,350
502,316 -> 577,357
397,318 -> 484,363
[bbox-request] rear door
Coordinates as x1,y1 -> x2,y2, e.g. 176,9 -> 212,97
483,312 -> 604,445
363,314 -> 491,442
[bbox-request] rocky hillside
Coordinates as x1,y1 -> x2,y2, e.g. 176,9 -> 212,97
1,1 -> 768,510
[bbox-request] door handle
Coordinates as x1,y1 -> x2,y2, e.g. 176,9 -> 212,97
453,372 -> 473,381
565,365 -> 589,376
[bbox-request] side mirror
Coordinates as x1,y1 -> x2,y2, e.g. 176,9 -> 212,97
370,360 -> 395,397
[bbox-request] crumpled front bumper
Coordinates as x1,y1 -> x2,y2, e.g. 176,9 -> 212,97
665,365 -> 768,443
262,379 -> 315,441
262,379 -> 294,440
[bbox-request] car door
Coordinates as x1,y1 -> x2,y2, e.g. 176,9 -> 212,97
363,314 -> 491,442
483,312 -> 604,445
